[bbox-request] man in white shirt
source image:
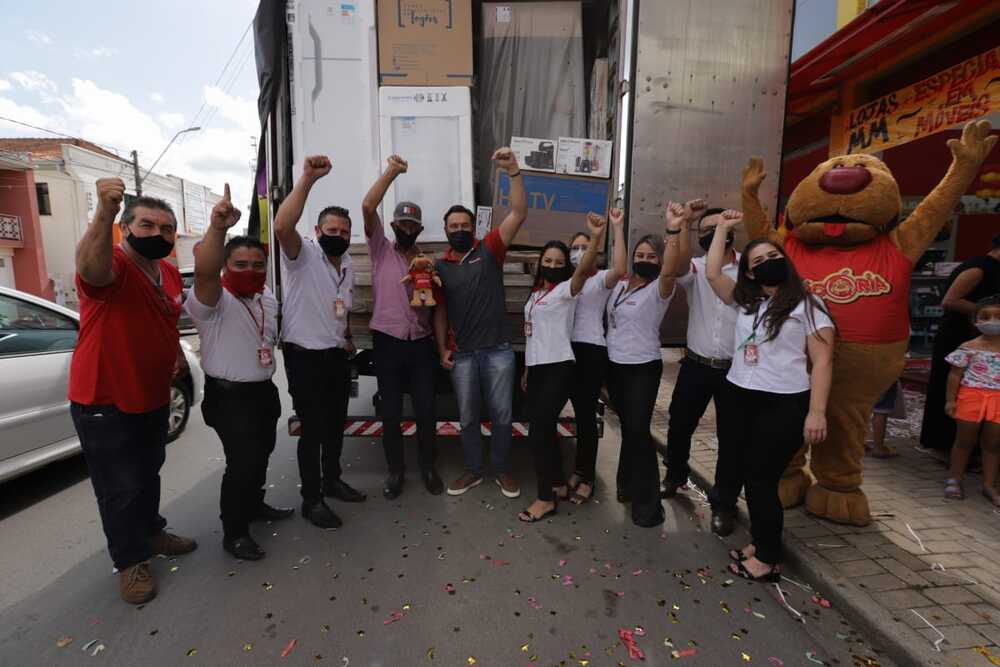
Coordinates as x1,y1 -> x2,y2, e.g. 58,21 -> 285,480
663,205 -> 744,536
274,155 -> 365,530
185,185 -> 293,561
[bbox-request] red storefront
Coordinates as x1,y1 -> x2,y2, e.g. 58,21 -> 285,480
781,0 -> 1000,359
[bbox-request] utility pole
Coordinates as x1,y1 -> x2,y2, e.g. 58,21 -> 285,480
131,150 -> 142,196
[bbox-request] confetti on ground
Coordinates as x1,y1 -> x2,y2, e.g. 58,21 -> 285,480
169,566 -> 179,573
383,611 -> 404,625
56,636 -> 73,648
617,629 -> 645,660
81,640 -> 99,653
720,601 -> 731,614
262,582 -> 273,591
426,648 -> 434,661
976,646 -> 1000,666
805,651 -> 825,664
528,596 -> 542,610
244,643 -> 253,651
768,658 -> 784,666
741,652 -> 751,662
671,648 -> 698,659
467,657 -> 477,665
299,556 -> 311,565
911,609 -> 945,652
281,639 -> 298,658
560,559 -> 568,566
186,649 -> 197,657
444,583 -> 455,595
811,595 -> 832,608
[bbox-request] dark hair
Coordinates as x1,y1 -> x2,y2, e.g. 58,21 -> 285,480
530,240 -> 573,292
570,232 -> 591,245
632,234 -> 664,273
976,294 -> 1000,315
732,238 -> 833,343
443,204 -> 475,225
696,207 -> 726,231
122,196 -> 177,227
318,205 -> 351,227
992,232 -> 1000,250
224,235 -> 267,262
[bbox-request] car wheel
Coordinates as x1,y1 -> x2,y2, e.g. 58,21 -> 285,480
166,381 -> 191,443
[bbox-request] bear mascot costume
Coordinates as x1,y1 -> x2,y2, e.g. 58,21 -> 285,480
740,119 -> 996,526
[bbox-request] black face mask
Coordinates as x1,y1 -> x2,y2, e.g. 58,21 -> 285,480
392,225 -> 421,249
127,231 -> 174,260
698,230 -> 734,253
447,230 -> 474,253
318,233 -> 349,257
540,266 -> 569,284
752,257 -> 789,287
633,261 -> 660,279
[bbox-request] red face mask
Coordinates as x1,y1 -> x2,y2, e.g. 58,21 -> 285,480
222,269 -> 266,297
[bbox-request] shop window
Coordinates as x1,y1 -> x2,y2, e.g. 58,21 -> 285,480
35,183 -> 52,216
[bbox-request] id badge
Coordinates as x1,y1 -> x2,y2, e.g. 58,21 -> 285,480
524,321 -> 533,337
258,347 -> 274,368
743,343 -> 759,366
335,297 -> 346,318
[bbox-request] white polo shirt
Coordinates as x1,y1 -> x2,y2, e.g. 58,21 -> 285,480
726,295 -> 834,394
524,280 -> 578,366
571,270 -> 613,347
280,237 -> 353,350
677,253 -> 740,360
605,278 -> 675,364
185,286 -> 278,383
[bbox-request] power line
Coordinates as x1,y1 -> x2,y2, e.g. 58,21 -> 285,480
0,115 -> 129,157
199,42 -> 255,133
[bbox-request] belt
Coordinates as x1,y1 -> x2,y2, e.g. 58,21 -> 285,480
685,349 -> 732,370
283,342 -> 346,355
206,376 -> 273,390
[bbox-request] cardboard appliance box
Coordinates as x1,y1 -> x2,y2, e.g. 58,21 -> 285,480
378,0 -> 473,86
511,136 -> 557,173
556,137 -> 613,179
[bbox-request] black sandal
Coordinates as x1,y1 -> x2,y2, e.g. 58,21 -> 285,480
729,560 -> 780,583
729,549 -> 748,562
570,479 -> 596,505
518,505 -> 558,523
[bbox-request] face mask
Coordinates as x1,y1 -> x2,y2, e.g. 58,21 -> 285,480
222,269 -> 266,297
126,231 -> 174,260
569,248 -> 585,266
976,320 -> 1000,336
698,230 -> 734,253
751,257 -> 788,287
633,261 -> 659,280
393,226 -> 421,249
540,266 -> 568,284
318,233 -> 349,257
447,230 -> 474,253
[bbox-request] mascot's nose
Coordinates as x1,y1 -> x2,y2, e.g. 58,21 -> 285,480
819,166 -> 872,195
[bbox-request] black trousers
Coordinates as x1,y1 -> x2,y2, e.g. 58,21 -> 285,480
283,343 -> 350,503
202,376 -> 281,540
527,361 -> 573,501
569,342 -> 608,482
719,381 -> 810,565
70,403 -> 169,570
372,331 -> 437,473
664,357 -> 742,513
608,359 -> 665,526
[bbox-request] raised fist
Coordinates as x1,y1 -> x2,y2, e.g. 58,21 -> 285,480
492,147 -> 518,172
210,183 -> 242,231
586,212 -> 607,237
96,177 -> 125,211
664,200 -> 686,231
742,157 -> 767,195
720,209 -> 744,229
684,198 -> 706,220
303,155 -> 332,181
387,154 -> 408,174
609,208 -> 625,227
948,120 -> 997,167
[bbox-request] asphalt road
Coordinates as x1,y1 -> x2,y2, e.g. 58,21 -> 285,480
0,368 -> 894,666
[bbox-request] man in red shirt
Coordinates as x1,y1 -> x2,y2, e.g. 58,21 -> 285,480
69,177 -> 197,605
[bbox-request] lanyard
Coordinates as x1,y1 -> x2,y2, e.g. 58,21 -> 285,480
738,300 -> 770,351
610,280 -> 651,313
527,284 -> 559,323
237,295 -> 266,344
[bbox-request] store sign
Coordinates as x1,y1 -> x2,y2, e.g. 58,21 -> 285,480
832,46 -> 1000,155
0,214 -> 23,243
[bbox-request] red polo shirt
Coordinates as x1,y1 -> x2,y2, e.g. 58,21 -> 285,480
69,247 -> 182,413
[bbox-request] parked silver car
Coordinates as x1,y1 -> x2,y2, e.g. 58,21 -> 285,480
0,286 -> 204,483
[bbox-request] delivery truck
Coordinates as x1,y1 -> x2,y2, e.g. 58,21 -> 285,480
249,0 -> 795,439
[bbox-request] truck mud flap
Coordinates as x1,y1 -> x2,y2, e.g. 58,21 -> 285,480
287,416 -> 604,439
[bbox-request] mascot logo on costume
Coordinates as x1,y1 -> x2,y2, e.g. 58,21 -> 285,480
804,268 -> 892,304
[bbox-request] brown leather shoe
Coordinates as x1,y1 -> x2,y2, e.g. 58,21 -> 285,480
495,474 -> 521,499
119,561 -> 157,604
150,530 -> 198,556
446,472 -> 484,496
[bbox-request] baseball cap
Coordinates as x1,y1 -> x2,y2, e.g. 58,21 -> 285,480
393,201 -> 422,224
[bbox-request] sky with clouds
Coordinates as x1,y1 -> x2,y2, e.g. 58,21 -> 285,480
0,0 -> 261,215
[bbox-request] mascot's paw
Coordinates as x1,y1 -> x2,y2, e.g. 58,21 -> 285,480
805,485 -> 871,527
778,471 -> 812,509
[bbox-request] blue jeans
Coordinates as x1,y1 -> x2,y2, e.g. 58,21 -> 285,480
450,343 -> 515,476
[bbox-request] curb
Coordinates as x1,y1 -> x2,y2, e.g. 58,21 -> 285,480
646,431 -> 947,667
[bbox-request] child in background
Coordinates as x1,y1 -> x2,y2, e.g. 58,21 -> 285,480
943,295 -> 1000,505
865,380 -> 906,459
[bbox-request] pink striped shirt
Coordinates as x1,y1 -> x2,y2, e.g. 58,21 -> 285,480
367,222 -> 433,340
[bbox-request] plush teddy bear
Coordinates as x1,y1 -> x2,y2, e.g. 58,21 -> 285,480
400,253 -> 442,307
741,120 -> 997,526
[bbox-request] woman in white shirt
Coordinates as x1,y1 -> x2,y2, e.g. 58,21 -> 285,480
518,216 -> 607,522
705,214 -> 834,582
565,209 -> 627,505
604,202 -> 686,528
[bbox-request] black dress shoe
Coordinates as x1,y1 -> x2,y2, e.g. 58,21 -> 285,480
383,471 -> 405,500
421,468 -> 444,496
253,502 -> 295,521
302,500 -> 343,529
711,511 -> 736,537
324,479 -> 367,503
223,535 -> 266,561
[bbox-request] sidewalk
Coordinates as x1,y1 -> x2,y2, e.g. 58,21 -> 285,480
652,349 -> 1000,667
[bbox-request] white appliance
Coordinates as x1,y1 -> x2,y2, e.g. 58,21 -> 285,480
378,87 -> 473,242
289,0 -> 380,244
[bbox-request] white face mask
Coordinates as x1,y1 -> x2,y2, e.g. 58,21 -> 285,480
569,248 -> 585,266
976,320 -> 1000,336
